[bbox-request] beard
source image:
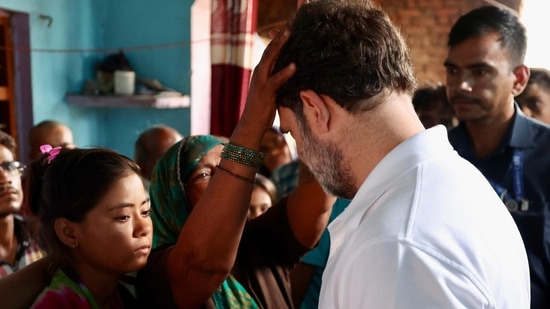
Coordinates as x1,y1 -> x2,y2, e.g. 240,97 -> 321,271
297,119 -> 356,199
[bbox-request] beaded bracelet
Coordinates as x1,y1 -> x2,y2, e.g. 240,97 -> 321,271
216,165 -> 256,184
221,143 -> 265,168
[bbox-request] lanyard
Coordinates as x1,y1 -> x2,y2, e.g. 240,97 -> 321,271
511,149 -> 524,200
488,149 -> 527,210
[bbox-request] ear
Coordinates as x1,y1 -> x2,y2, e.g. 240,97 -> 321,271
299,90 -> 331,134
511,65 -> 530,96
54,218 -> 79,249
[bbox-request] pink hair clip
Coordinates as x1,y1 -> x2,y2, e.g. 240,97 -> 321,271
40,144 -> 62,164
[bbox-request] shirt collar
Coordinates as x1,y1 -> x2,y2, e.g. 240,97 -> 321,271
451,103 -> 536,158
351,125 -> 451,214
509,104 -> 537,149
328,126 -> 452,255
13,215 -> 31,249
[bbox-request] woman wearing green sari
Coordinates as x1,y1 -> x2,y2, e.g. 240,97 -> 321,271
137,134 -> 334,308
134,28 -> 334,308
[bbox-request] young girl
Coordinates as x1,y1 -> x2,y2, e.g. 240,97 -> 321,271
27,146 -> 152,308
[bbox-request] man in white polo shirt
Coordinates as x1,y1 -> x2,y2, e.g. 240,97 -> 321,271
273,0 -> 530,308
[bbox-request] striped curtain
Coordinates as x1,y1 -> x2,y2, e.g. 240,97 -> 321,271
210,0 -> 258,137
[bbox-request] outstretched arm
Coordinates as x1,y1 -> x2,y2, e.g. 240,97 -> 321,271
165,30 -> 296,309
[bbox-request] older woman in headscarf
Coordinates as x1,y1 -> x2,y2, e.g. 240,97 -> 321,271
132,29 -> 334,309
136,134 -> 335,308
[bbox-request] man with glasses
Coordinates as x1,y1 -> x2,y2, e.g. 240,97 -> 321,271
0,130 -> 43,278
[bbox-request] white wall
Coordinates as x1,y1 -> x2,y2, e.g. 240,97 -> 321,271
522,1 -> 550,69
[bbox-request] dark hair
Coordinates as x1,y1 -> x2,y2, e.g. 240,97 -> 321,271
0,130 -> 16,156
274,0 -> 417,117
527,68 -> 550,92
254,173 -> 277,204
448,5 -> 527,67
27,147 -> 142,271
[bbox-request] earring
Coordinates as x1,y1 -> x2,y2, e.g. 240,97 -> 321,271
72,243 -> 77,249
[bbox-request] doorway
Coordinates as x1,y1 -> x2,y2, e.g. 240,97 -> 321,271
0,9 -> 33,162
0,11 -> 15,138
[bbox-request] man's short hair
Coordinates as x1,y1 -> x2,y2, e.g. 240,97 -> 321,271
448,5 -> 527,67
274,0 -> 417,116
0,130 -> 16,155
527,68 -> 550,92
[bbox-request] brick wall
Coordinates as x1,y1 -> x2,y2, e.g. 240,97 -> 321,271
378,0 -> 522,86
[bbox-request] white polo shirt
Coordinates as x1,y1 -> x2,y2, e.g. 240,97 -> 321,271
319,126 -> 530,309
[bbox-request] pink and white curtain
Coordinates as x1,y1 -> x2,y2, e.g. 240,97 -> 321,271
210,0 -> 258,137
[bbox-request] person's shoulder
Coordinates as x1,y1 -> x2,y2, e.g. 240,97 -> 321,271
516,113 -> 550,144
524,114 -> 550,133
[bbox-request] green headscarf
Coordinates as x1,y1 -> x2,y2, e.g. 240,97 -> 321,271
150,135 -> 224,248
149,135 -> 259,309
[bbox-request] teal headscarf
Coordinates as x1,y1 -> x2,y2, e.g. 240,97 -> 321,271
150,135 -> 224,248
149,135 -> 259,309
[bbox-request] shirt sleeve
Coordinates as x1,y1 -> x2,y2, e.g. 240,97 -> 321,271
321,240 -> 490,309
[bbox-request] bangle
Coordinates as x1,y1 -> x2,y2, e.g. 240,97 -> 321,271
216,165 -> 256,184
221,143 -> 265,168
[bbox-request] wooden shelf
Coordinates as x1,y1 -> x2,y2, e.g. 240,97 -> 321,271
65,93 -> 190,109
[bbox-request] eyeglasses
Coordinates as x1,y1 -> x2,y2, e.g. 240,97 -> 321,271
0,161 -> 25,176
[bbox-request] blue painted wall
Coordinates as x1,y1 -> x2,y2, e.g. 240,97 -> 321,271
0,0 -> 192,158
